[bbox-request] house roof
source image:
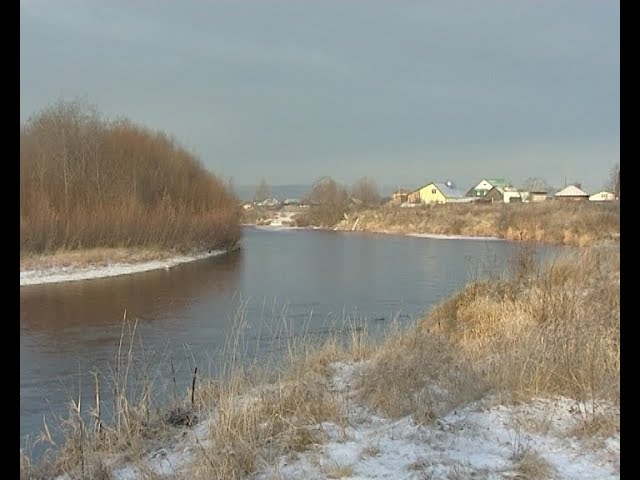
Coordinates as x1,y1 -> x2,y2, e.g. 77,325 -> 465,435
555,185 -> 588,197
485,178 -> 511,188
433,182 -> 465,198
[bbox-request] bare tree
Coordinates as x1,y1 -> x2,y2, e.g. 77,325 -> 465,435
606,163 -> 620,199
253,177 -> 270,202
20,98 -> 240,253
521,177 -> 555,193
306,176 -> 349,226
350,176 -> 381,207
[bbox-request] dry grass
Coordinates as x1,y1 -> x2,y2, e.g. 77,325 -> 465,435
352,241 -> 618,448
425,243 -> 620,405
188,314 -> 373,479
513,449 -> 556,479
24,243 -> 619,479
324,463 -> 355,478
334,201 -> 619,246
25,302 -> 370,480
356,323 -> 487,422
24,317 -> 195,480
567,411 -> 620,439
20,247 -> 177,271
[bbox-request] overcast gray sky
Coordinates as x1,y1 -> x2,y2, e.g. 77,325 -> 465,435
20,0 -> 619,193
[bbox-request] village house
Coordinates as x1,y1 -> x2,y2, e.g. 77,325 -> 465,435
521,190 -> 548,202
466,178 -> 512,198
391,188 -> 411,204
588,191 -> 616,202
554,185 -> 589,201
482,186 -> 522,203
408,181 -> 471,204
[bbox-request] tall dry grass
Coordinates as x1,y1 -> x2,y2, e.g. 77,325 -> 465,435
21,317 -> 193,480
424,243 -> 620,403
23,302 -> 374,480
334,201 -> 620,246
20,98 -> 240,255
355,242 -> 619,428
22,244 -> 619,478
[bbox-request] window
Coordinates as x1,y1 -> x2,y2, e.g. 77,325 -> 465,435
431,189 -> 436,194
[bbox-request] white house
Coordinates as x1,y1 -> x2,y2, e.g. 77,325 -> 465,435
555,185 -> 589,201
466,178 -> 512,197
589,191 -> 615,202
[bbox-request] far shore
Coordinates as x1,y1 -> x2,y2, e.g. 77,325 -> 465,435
242,201 -> 620,247
20,245 -> 239,287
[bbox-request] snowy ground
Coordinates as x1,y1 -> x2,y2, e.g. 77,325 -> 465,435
407,233 -> 503,241
74,361 -> 619,480
247,211 -> 300,228
20,249 -> 227,287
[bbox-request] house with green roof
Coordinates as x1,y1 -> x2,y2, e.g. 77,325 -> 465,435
466,178 -> 512,198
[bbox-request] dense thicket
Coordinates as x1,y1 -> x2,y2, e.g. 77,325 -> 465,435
20,99 -> 240,253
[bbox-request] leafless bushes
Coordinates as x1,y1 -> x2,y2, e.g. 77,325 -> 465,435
350,176 -> 380,207
20,98 -> 240,254
304,176 -> 350,227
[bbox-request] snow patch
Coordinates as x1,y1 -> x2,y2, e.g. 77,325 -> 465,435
62,361 -> 619,479
407,233 -> 503,241
20,250 -> 227,286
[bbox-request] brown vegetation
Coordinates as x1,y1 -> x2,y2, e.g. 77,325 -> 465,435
334,201 -> 619,246
349,176 -> 381,207
302,176 -> 350,227
20,99 -> 240,255
24,244 -> 619,479
358,242 -> 619,423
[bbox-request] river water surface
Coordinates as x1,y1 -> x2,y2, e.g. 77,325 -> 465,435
20,227 -> 562,456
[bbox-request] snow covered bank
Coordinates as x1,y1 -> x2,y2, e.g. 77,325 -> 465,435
69,361 -> 618,480
20,249 -> 228,287
407,232 -> 503,241
256,362 -> 619,480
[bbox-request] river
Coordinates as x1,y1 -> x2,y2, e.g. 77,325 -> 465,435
20,227 -> 562,458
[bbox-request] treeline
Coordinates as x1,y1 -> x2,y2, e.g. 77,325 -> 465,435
297,176 -> 380,227
20,99 -> 240,254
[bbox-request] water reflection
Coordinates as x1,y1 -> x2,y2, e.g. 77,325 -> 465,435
20,249 -> 242,332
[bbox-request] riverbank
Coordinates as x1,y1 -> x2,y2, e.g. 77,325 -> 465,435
43,363 -> 618,480
243,201 -> 620,247
333,201 -> 619,247
20,246 -> 236,286
23,242 -> 619,479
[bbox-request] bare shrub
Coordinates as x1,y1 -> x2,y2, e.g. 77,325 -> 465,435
350,176 -> 381,207
305,176 -> 349,227
20,98 -> 240,254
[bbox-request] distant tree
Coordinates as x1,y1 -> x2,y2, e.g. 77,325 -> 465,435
306,176 -> 349,226
606,163 -> 620,199
253,177 -> 270,202
521,177 -> 555,193
350,176 -> 381,207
